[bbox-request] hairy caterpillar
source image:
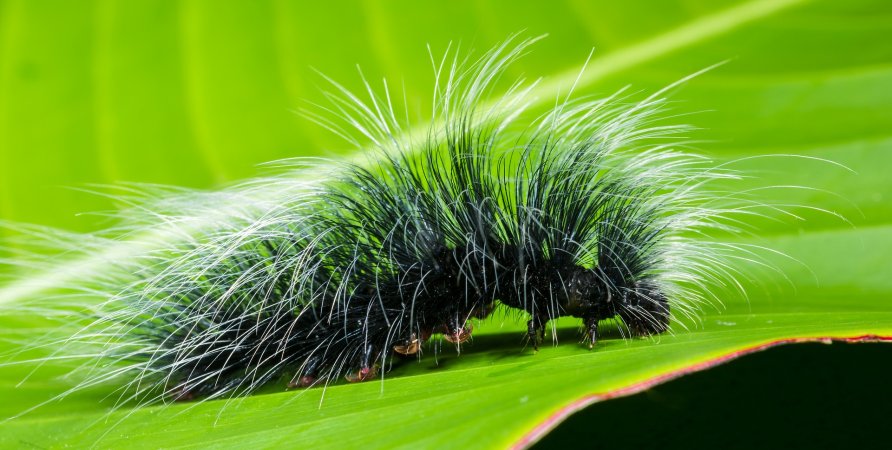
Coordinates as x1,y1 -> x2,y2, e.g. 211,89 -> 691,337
4,36 -> 763,408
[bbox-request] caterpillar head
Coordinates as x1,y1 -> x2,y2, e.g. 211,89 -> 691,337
564,269 -> 670,339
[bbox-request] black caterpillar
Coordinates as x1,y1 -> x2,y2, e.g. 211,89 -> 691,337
7,37 -> 749,406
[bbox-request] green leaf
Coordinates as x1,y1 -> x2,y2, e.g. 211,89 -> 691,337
1,0 -> 891,448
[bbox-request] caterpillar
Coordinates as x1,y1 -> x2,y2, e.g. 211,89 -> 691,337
4,36 -> 759,408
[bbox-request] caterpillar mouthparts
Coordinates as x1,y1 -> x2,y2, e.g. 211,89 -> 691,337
6,35 -> 767,409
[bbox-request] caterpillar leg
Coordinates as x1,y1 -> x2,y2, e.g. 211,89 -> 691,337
172,386 -> 195,402
393,338 -> 421,355
444,322 -> 473,344
346,344 -> 379,383
527,318 -> 544,351
584,316 -> 599,349
288,356 -> 322,388
441,302 -> 494,346
345,365 -> 378,383
393,328 -> 434,355
393,333 -> 422,355
288,376 -> 318,389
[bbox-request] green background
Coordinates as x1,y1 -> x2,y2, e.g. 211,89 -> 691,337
1,0 -> 890,448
